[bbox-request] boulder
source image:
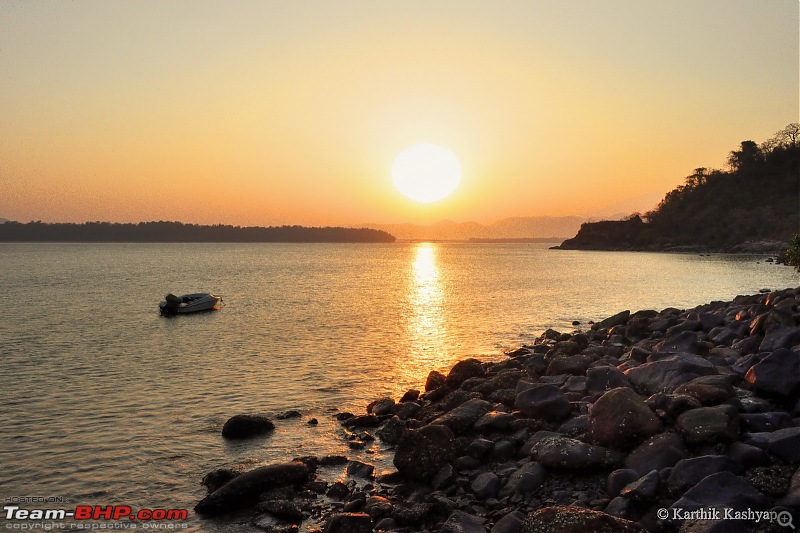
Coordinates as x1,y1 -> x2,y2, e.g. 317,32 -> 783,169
740,412 -> 793,432
446,358 -> 486,387
520,506 -> 647,533
586,366 -> 630,394
655,331 -> 706,354
744,348 -> 800,397
221,414 -> 275,439
603,497 -> 638,520
500,462 -> 546,497
363,496 -> 393,519
624,356 -> 716,395
393,424 -> 455,481
669,472 -> 770,513
400,389 -> 420,403
777,466 -> 800,507
607,469 -> 640,498
667,455 -> 744,493
426,370 -> 446,391
430,398 -> 493,435
698,313 -> 725,332
441,511 -> 487,533
342,414 -> 380,428
256,499 -> 304,523
546,355 -> 591,376
589,387 -> 661,448
673,375 -> 735,405
759,326 -> 800,352
533,436 -> 621,471
767,427 -> 800,462
624,433 -> 688,475
466,438 -> 494,459
619,469 -> 660,502
346,460 -> 374,479
195,461 -> 308,516
491,511 -> 524,533
201,468 -> 242,493
474,411 -> 516,433
325,513 -> 373,533
515,385 -> 572,422
368,397 -> 395,416
676,405 -> 739,444
471,472 -> 501,499
392,502 -> 434,524
376,416 -> 407,444
592,310 -> 631,331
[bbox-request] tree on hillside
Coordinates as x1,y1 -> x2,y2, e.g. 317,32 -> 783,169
727,140 -> 763,171
778,123 -> 800,147
684,167 -> 709,189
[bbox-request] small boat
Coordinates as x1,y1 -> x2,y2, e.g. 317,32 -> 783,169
159,293 -> 222,315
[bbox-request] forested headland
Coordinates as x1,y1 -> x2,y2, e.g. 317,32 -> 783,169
557,123 -> 800,252
0,221 -> 396,243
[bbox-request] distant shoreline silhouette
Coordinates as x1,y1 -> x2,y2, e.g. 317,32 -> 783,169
0,221 -> 396,243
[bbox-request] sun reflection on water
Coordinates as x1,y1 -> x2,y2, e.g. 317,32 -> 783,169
406,243 -> 449,370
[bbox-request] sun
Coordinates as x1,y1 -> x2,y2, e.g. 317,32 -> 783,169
391,143 -> 461,203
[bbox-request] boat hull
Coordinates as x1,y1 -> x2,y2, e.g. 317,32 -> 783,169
159,293 -> 222,315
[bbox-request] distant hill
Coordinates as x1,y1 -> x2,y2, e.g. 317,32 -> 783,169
362,215 -> 585,241
0,221 -> 396,243
557,123 -> 800,252
0,218 -> 8,224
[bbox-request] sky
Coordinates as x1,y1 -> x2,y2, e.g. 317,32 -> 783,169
1,0 -> 798,226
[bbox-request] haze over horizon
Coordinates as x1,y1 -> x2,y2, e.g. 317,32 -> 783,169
1,1 -> 797,227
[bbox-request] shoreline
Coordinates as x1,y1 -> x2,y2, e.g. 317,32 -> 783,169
196,287 -> 800,532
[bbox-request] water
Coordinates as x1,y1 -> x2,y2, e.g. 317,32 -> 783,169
0,242 -> 795,529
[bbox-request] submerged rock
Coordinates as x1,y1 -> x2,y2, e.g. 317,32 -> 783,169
221,414 -> 275,439
195,462 -> 308,516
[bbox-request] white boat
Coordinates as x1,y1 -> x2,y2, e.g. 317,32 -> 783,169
159,293 -> 222,315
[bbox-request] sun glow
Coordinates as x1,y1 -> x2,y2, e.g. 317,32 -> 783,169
391,144 -> 461,203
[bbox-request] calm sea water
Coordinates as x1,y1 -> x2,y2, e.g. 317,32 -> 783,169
0,243 -> 796,529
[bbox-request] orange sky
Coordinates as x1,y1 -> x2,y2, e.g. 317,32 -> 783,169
1,1 -> 798,226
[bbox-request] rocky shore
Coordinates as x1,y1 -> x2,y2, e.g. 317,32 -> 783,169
195,287 -> 800,532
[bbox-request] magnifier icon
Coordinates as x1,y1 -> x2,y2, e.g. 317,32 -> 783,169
778,511 -> 795,529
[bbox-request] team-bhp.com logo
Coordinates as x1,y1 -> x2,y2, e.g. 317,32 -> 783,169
4,505 -> 188,521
